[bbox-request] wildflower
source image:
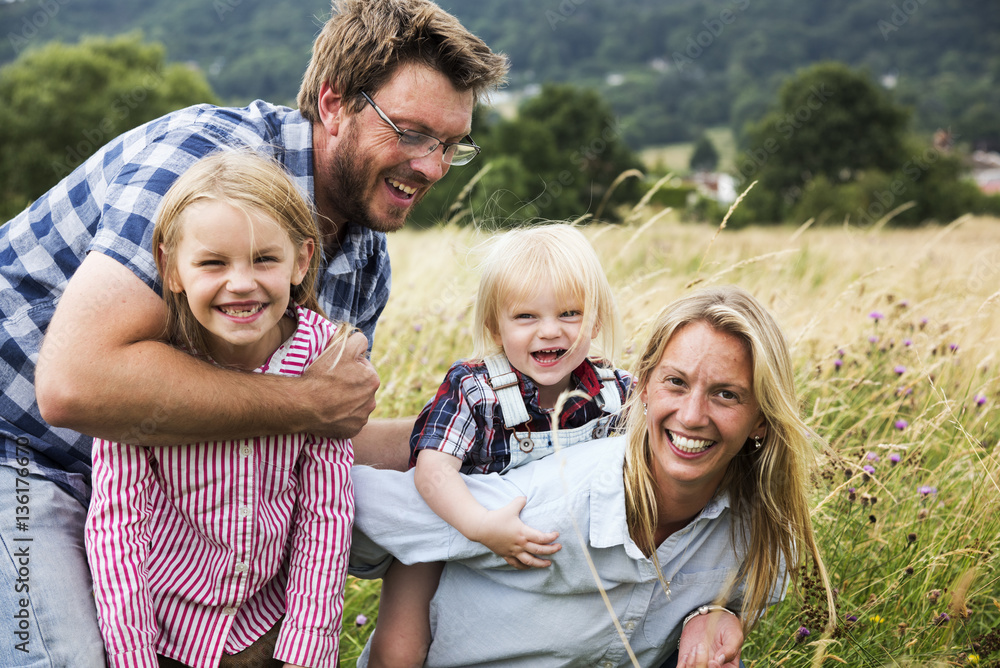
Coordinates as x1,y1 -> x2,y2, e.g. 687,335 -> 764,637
920,317 -> 929,328
847,488 -> 857,502
907,532 -> 917,544
869,335 -> 879,344
905,566 -> 914,575
889,453 -> 901,465
837,348 -> 845,357
866,452 -> 879,462
355,614 -> 368,626
869,615 -> 885,624
950,343 -> 959,353
927,589 -> 942,603
968,653 -> 980,665
917,508 -> 929,520
894,419 -> 908,430
870,311 -> 884,322
903,338 -> 913,346
974,393 -> 987,406
844,468 -> 853,479
934,612 -> 951,626
868,514 -> 877,524
863,465 -> 875,475
413,323 -> 423,333
844,614 -> 858,623
894,365 -> 906,375
833,358 -> 843,369
919,486 -> 937,496
795,626 -> 811,643
898,300 -> 909,308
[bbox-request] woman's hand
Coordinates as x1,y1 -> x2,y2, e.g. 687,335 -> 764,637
473,496 -> 562,569
677,609 -> 743,668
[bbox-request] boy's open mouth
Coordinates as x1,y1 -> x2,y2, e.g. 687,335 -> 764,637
531,348 -> 566,364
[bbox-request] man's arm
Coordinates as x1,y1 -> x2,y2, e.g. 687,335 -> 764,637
36,252 -> 378,445
350,417 -> 416,470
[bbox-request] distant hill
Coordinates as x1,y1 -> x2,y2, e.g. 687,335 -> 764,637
2,0 -> 998,148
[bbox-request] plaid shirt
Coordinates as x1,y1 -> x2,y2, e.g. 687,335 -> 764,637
409,358 -> 631,473
0,101 -> 391,506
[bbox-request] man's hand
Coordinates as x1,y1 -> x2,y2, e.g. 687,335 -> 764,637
301,330 -> 379,440
472,496 -> 561,570
677,609 -> 743,668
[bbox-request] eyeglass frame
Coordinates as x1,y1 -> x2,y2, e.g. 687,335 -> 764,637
359,91 -> 481,166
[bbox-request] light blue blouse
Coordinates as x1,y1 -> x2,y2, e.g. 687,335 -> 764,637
350,437 -> 779,667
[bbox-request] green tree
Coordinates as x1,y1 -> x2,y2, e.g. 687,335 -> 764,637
0,33 -> 217,220
689,134 -> 720,172
737,62 -> 910,222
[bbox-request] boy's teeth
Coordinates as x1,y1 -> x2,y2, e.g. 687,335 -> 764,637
389,178 -> 416,195
669,431 -> 714,453
220,304 -> 262,317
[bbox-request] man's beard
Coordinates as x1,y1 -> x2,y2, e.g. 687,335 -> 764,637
320,127 -> 429,234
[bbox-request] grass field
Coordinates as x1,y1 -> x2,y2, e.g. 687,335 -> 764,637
337,208 -> 1000,667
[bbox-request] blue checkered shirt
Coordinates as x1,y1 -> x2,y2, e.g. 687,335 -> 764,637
0,100 -> 391,506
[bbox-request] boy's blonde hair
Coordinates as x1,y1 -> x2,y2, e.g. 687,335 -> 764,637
471,224 -> 621,365
152,150 -> 322,356
298,0 -> 508,122
621,285 -> 835,633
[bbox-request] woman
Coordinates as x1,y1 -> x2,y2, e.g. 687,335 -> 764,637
350,285 -> 835,667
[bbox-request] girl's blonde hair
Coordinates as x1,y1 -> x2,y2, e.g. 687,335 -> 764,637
152,150 -> 323,355
622,285 -> 835,633
471,224 -> 622,366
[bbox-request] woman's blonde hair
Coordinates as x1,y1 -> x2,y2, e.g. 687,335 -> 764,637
298,0 -> 509,122
152,150 -> 323,356
622,285 -> 834,633
470,224 -> 622,366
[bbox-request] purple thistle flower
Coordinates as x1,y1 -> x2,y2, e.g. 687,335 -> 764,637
869,335 -> 879,344
795,626 -> 811,643
845,614 -> 858,623
866,452 -> 879,462
863,465 -> 876,475
837,348 -> 846,357
889,453 -> 901,465
894,365 -> 906,375
413,323 -> 423,333
355,614 -> 368,626
974,393 -> 987,406
949,343 -> 959,352
833,358 -> 843,368
903,338 -> 913,346
918,485 -> 937,496
870,311 -> 884,321
894,419 -> 908,430
898,300 -> 909,308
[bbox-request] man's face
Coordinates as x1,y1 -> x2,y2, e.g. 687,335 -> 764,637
318,62 -> 475,233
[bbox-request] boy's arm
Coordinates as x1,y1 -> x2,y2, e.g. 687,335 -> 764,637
274,435 -> 355,667
36,253 -> 379,445
413,449 -> 560,569
85,440 -> 160,667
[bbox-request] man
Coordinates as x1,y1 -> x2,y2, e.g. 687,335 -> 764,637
0,1 -> 507,665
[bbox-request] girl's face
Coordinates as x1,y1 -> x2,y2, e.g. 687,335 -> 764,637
640,321 -> 766,500
163,200 -> 313,370
494,288 -> 596,409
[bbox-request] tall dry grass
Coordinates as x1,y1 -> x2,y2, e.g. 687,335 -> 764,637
340,210 -> 1000,666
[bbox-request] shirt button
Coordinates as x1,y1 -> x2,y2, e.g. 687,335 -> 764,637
239,505 -> 251,518
240,444 -> 252,456
222,606 -> 236,616
602,662 -> 614,668
625,620 -> 636,631
234,562 -> 248,574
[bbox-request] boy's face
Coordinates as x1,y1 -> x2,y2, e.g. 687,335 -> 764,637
493,289 -> 596,410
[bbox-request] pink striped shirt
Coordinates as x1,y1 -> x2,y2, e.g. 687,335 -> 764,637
85,306 -> 354,668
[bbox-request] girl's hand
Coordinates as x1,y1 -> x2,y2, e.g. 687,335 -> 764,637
677,610 -> 743,668
473,496 -> 561,569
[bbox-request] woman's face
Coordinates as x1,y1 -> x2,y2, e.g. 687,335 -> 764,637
640,320 -> 766,498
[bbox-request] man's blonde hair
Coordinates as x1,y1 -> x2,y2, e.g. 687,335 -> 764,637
298,0 -> 508,122
621,285 -> 835,633
471,224 -> 622,366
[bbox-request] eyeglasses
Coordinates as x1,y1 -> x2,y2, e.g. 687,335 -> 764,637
360,92 -> 481,166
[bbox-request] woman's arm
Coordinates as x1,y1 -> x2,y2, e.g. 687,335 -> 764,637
414,450 -> 560,569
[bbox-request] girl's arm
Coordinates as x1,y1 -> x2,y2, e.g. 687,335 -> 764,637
413,449 -> 560,569
84,439 -> 159,668
274,435 -> 355,668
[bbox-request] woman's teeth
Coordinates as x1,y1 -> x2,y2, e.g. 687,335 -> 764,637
669,430 -> 714,453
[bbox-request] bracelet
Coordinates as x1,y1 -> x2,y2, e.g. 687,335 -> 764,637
679,605 -> 739,650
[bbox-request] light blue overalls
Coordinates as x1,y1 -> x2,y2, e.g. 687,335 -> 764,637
482,354 -> 624,473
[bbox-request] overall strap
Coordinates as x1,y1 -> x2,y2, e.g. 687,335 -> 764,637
593,365 -> 623,414
484,354 -> 530,428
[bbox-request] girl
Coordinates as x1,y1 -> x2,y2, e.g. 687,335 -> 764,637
368,224 -> 630,667
85,151 -> 354,668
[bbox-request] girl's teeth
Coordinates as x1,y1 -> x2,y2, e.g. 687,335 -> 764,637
669,431 -> 714,453
389,178 -> 416,195
220,305 -> 262,317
